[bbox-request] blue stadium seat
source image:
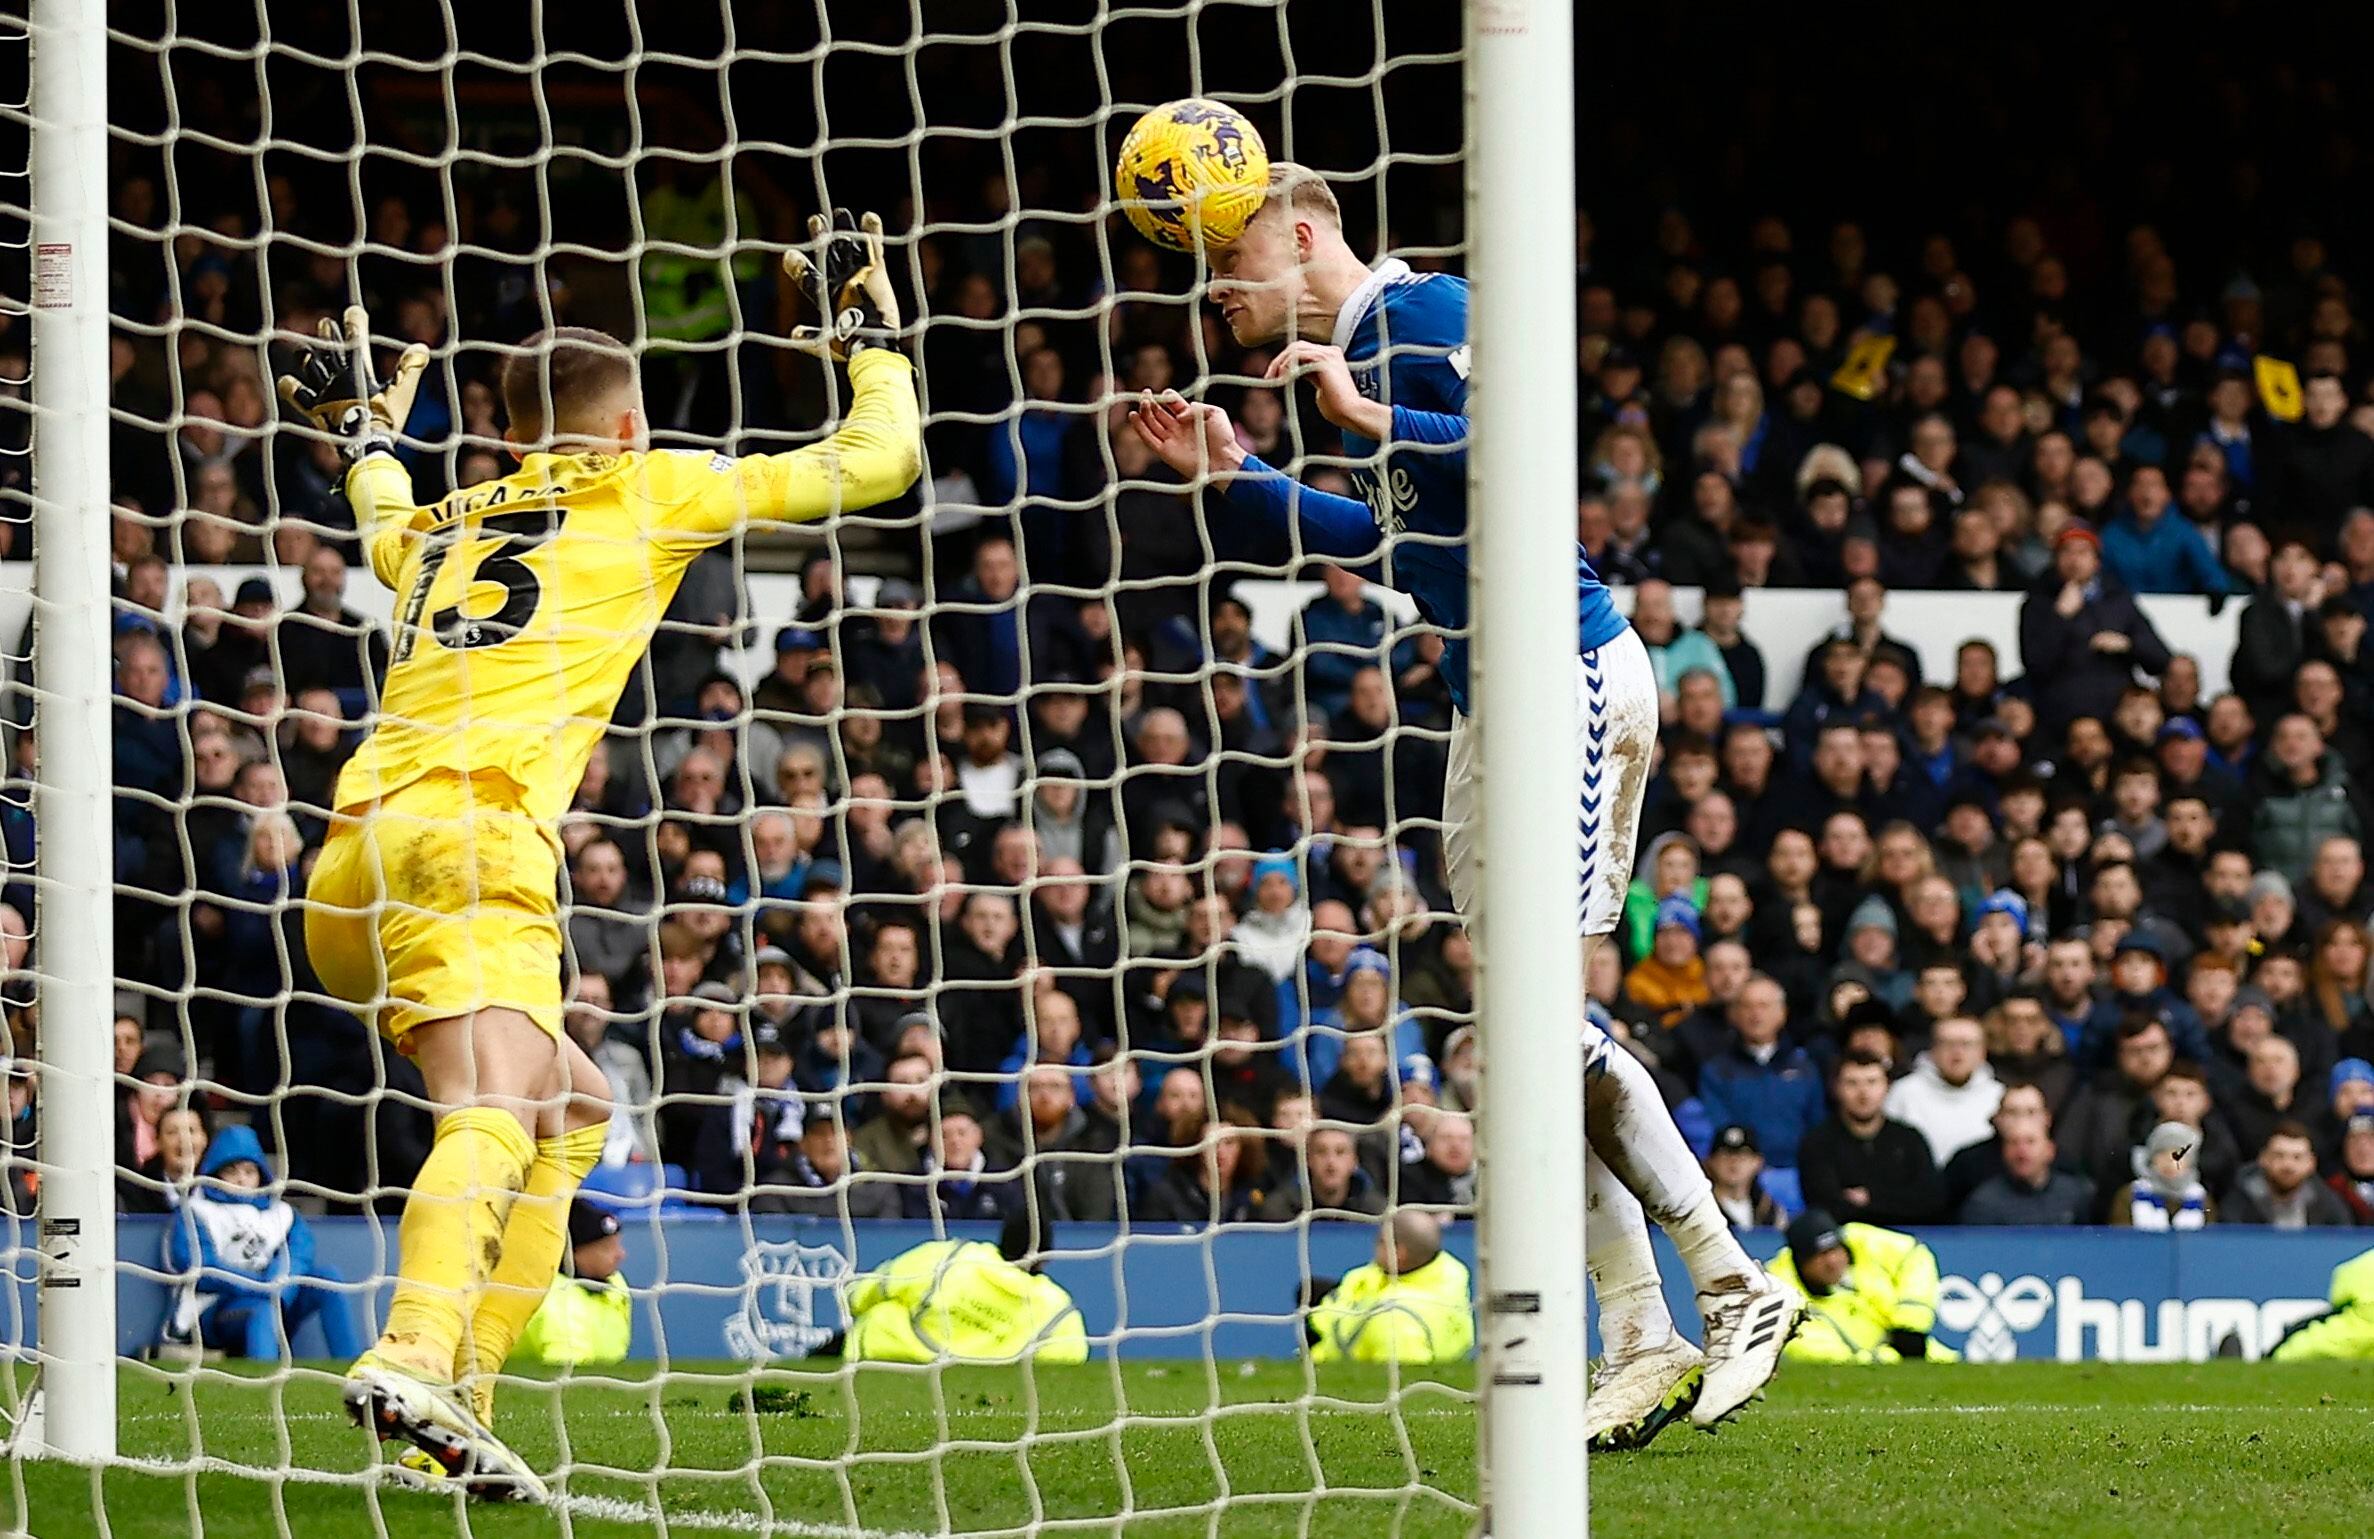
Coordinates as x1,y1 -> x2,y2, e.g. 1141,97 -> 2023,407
581,1162 -> 659,1211
1760,1167 -> 1803,1219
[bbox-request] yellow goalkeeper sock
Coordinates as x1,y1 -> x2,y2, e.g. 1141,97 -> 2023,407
370,1107 -> 535,1386
463,1121 -> 608,1423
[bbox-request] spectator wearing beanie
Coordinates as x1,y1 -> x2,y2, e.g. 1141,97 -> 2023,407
1620,832 -> 1708,962
1828,896 -> 1912,1015
1623,897 -> 1712,1032
2148,1062 -> 2242,1193
1696,972 -> 1826,1168
1231,854 -> 1310,985
1883,1015 -> 2005,1166
2316,1058 -> 2374,1160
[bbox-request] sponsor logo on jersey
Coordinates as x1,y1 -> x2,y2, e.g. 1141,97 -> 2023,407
1352,466 -> 1417,535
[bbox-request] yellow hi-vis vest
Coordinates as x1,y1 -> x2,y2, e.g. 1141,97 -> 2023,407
2271,1247 -> 2374,1361
1767,1222 -> 1956,1364
1308,1251 -> 1475,1365
511,1275 -> 633,1367
844,1240 -> 1089,1364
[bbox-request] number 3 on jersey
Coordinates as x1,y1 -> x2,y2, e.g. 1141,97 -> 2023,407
391,508 -> 562,664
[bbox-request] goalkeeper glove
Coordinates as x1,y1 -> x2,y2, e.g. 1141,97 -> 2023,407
782,208 -> 902,359
275,305 -> 429,464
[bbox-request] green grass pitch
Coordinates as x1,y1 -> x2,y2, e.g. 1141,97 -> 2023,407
9,1359 -> 2374,1537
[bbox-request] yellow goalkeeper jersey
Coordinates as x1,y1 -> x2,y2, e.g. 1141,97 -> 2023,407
332,347 -> 919,825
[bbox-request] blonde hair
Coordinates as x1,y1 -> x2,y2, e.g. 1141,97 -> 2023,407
1259,162 -> 1341,229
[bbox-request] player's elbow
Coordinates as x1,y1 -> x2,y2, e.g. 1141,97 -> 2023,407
839,437 -> 922,512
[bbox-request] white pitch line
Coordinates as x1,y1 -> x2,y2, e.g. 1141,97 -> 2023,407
560,1493 -> 926,1539
114,1452 -> 924,1539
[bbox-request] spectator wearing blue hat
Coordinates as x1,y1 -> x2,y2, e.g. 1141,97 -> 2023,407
1624,896 -> 1712,1032
1697,972 -> 1827,1169
1232,854 -> 1310,986
2154,715 -> 2243,823
1969,889 -> 2035,1000
2321,1060 -> 2374,1158
1620,832 -> 1709,961
1300,949 -> 1431,1091
764,622 -> 840,717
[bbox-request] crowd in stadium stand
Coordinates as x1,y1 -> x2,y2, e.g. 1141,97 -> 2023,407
0,23 -> 2361,1237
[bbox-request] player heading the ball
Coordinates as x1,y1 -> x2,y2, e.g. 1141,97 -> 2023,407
1126,163 -> 1803,1451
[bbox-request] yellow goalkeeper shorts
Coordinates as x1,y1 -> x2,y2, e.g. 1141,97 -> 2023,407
306,769 -> 566,1046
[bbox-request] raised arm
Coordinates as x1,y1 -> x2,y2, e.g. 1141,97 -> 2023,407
698,349 -> 922,526
276,304 -> 433,590
654,209 -> 923,542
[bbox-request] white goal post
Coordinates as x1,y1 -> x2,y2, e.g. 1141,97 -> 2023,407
1466,1 -> 1589,1533
25,0 -> 118,1463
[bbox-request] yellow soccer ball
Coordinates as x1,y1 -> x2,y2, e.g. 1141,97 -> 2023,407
1114,98 -> 1270,251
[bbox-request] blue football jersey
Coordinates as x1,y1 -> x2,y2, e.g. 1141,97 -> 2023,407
1227,258 -> 1627,714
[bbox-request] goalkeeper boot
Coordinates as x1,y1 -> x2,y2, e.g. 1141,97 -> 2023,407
343,1359 -> 550,1505
1584,1337 -> 1704,1452
1691,1282 -> 1802,1430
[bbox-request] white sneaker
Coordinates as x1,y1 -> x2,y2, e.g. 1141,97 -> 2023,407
344,1362 -> 550,1504
1584,1337 -> 1705,1452
1690,1284 -> 1801,1430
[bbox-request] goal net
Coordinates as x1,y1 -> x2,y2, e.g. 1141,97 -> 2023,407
4,0 -> 1534,1532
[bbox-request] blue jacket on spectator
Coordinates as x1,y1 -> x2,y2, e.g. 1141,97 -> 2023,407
1697,1041 -> 1828,1169
2099,505 -> 2230,597
162,1125 -> 361,1360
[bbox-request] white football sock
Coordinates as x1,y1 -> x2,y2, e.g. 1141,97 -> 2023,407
1586,1146 -> 1674,1362
1580,1017 -> 1763,1296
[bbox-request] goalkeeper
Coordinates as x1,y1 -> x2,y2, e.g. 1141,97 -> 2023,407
1128,165 -> 1797,1449
282,212 -> 919,1501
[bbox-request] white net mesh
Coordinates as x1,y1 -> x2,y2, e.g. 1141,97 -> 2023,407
3,1 -> 1488,1531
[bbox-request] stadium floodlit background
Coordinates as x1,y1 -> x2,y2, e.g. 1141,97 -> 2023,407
4,0 -> 2374,1534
